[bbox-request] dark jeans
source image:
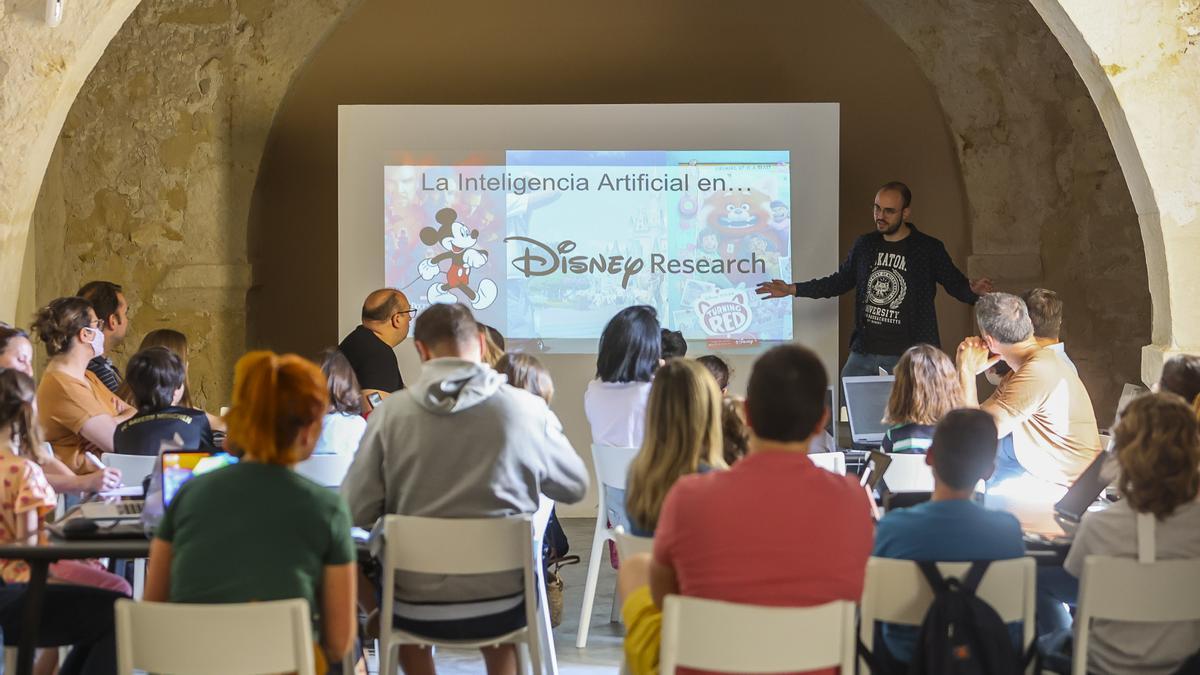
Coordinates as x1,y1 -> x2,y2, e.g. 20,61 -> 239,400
0,583 -> 121,675
841,351 -> 901,379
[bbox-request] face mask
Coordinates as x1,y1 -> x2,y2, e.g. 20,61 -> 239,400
85,327 -> 105,358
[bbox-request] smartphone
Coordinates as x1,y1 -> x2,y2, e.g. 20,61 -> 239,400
367,392 -> 383,407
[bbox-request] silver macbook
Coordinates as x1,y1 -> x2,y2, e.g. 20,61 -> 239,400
842,375 -> 895,445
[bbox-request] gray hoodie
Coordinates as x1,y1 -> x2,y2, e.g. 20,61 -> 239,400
341,357 -> 588,606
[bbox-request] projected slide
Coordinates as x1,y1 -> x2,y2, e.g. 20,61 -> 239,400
384,150 -> 792,348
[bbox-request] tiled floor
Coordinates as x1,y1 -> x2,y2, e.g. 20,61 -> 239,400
374,517 -> 623,674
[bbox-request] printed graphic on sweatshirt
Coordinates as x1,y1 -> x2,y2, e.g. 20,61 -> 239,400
865,251 -> 908,327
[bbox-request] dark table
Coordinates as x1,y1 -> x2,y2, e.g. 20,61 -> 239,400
0,536 -> 151,675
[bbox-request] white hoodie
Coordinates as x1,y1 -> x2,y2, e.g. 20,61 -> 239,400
341,357 -> 588,606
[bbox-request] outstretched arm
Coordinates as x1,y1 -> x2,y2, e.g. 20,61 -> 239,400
756,242 -> 858,300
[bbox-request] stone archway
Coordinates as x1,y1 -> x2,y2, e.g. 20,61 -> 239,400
3,0 -> 1191,407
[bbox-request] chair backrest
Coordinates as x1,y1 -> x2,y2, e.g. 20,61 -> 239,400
613,526 -> 653,559
882,453 -> 934,492
381,513 -> 534,576
809,451 -> 846,475
101,453 -> 158,489
114,598 -> 315,675
660,595 -> 855,674
858,556 -> 1037,663
591,444 -> 640,491
294,453 -> 354,488
1076,556 -> 1200,623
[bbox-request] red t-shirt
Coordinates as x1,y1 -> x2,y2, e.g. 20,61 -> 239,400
654,451 -> 875,674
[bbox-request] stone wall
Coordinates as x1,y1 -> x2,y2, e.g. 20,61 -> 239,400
28,0 -> 1153,423
31,0 -> 353,407
864,0 -> 1150,423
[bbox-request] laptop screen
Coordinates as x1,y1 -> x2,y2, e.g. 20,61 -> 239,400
1054,450 -> 1115,522
842,376 -> 895,442
162,451 -> 239,507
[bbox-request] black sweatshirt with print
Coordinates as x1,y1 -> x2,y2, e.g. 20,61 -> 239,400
793,223 -> 977,355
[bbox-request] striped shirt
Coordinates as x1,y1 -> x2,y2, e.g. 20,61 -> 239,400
86,356 -> 122,394
880,422 -> 935,454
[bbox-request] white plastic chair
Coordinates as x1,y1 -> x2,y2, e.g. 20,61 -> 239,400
100,452 -> 157,489
294,453 -> 355,488
576,444 -> 639,648
881,453 -> 934,493
114,598 -> 316,674
613,526 -> 653,559
1073,555 -> 1200,675
809,451 -> 847,475
858,556 -> 1037,673
377,514 -> 549,675
660,595 -> 856,673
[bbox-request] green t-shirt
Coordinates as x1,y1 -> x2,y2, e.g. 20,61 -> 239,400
156,461 -> 355,623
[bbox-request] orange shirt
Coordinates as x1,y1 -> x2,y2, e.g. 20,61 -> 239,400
37,369 -> 130,474
0,451 -> 56,583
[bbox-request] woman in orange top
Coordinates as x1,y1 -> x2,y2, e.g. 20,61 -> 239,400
32,297 -> 134,475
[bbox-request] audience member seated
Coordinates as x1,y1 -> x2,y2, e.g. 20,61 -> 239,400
0,369 -> 130,674
121,328 -> 227,437
986,288 -> 1074,385
660,328 -> 687,360
342,303 -> 587,675
75,281 -> 130,394
32,297 -> 134,474
617,344 -> 874,675
957,293 -> 1100,486
1039,392 -> 1200,675
880,344 -> 961,454
313,349 -> 367,456
144,351 -> 357,672
625,359 -> 726,537
1157,353 -> 1200,410
585,305 -> 661,534
497,352 -> 571,568
696,354 -> 730,393
871,408 -> 1024,665
0,324 -> 33,378
338,288 -> 413,413
112,347 -> 214,456
696,355 -> 750,464
479,322 -> 506,367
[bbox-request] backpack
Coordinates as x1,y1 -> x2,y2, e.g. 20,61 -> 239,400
908,561 -> 1033,675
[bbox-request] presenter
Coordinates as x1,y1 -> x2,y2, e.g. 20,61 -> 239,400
756,182 -> 992,378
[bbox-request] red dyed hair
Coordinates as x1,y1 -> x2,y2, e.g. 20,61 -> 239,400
225,351 -> 328,465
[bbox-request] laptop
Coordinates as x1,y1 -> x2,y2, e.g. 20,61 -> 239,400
1053,450 -> 1116,522
76,499 -> 145,520
842,375 -> 895,445
161,450 -> 239,507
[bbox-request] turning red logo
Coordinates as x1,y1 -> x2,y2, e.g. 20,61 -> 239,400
696,291 -> 753,336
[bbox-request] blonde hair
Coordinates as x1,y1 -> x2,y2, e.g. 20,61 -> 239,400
626,359 -> 726,533
0,369 -> 48,464
1114,392 -> 1200,520
225,351 -> 328,466
884,344 -> 962,425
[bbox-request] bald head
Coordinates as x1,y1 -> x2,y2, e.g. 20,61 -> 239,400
361,289 -> 412,347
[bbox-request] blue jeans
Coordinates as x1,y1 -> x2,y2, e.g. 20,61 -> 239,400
841,351 -> 901,379
1036,566 -> 1078,635
988,434 -> 1033,486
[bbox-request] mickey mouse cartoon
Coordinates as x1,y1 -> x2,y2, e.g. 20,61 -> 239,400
417,207 -> 498,310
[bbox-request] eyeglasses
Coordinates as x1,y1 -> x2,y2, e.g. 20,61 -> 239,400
396,309 -> 418,317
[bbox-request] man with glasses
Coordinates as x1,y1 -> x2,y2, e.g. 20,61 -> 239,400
756,182 -> 991,378
338,288 -> 414,413
76,280 -> 130,393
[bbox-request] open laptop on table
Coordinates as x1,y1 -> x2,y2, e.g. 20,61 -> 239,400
842,375 -> 895,447
55,451 -> 238,539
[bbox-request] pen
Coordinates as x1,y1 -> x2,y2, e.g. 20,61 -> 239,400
85,451 -> 106,470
